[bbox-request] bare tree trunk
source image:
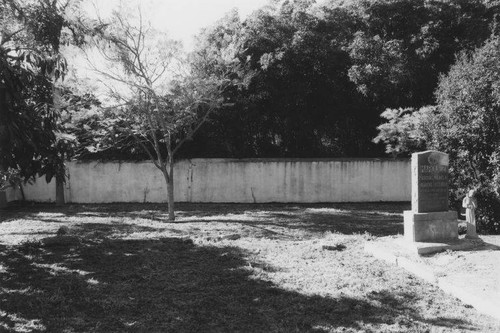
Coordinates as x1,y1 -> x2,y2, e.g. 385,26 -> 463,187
162,163 -> 175,221
53,85 -> 65,206
55,177 -> 65,206
167,160 -> 175,221
19,183 -> 25,201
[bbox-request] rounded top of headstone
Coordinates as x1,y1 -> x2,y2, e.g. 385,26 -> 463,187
412,150 -> 449,166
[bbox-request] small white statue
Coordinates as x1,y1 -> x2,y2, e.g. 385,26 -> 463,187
462,189 -> 478,239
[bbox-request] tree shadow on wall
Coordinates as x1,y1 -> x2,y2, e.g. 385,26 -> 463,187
0,228 -> 476,332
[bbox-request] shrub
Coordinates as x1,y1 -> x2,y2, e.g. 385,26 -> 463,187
375,36 -> 500,234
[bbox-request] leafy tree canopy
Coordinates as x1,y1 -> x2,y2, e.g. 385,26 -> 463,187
375,36 -> 500,233
41,0 -> 500,164
0,0 -> 97,183
173,0 -> 497,159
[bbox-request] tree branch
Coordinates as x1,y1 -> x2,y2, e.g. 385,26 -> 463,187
172,103 -> 214,155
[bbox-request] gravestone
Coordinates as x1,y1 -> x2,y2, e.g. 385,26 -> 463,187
404,151 -> 458,242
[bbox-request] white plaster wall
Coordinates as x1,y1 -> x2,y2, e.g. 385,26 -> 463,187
6,178 -> 55,202
178,159 -> 410,203
8,158 -> 411,203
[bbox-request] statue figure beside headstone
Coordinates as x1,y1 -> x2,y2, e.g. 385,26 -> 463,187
462,189 -> 478,239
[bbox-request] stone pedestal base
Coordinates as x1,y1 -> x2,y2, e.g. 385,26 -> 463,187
466,222 -> 479,239
404,210 -> 458,242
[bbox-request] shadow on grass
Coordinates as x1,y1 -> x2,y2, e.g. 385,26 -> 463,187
274,204 -> 406,237
1,202 -> 409,237
0,224 -> 477,333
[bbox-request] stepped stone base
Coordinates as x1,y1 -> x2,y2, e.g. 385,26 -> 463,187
404,210 -> 458,242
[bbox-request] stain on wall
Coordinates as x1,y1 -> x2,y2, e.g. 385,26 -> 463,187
8,158 -> 411,203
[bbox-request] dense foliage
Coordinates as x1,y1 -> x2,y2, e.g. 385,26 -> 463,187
375,36 -> 500,233
174,0 -> 498,159
66,0 -> 500,161
0,0 -> 95,187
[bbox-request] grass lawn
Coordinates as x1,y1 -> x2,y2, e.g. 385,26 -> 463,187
0,202 -> 499,332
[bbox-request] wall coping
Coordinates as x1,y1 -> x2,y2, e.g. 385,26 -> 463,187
71,157 -> 410,164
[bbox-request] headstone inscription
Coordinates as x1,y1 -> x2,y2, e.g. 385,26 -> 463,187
404,151 -> 458,242
412,151 -> 449,213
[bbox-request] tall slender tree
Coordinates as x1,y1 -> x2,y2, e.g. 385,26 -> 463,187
89,9 -> 247,220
